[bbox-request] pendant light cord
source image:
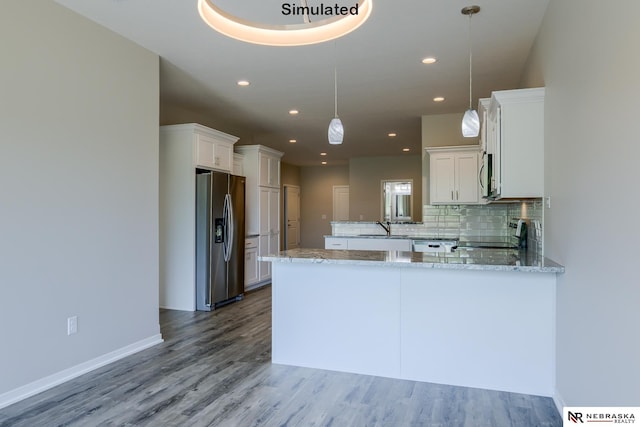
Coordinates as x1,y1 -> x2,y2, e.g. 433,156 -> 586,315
468,13 -> 473,111
334,41 -> 339,117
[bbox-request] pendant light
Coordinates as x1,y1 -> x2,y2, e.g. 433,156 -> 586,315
461,5 -> 480,138
328,43 -> 344,145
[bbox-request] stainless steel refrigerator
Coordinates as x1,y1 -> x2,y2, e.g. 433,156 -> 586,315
195,171 -> 245,311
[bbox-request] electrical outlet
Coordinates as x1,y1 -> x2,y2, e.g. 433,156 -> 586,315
67,316 -> 78,335
321,214 -> 327,220
546,196 -> 551,209
359,214 -> 364,220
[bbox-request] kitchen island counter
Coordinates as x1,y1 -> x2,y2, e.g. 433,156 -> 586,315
261,247 -> 564,273
263,247 -> 562,398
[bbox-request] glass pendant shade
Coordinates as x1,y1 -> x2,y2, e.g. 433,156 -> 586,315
461,109 -> 480,137
328,117 -> 344,145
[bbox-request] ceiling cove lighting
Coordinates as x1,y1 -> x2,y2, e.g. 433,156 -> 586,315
461,5 -> 480,138
197,0 -> 372,47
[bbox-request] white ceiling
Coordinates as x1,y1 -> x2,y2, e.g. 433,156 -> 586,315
53,0 -> 549,166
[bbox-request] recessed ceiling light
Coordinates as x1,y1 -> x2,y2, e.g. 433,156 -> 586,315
421,57 -> 437,64
237,80 -> 250,86
388,133 -> 397,137
289,139 -> 297,144
320,152 -> 327,156
433,97 -> 445,102
321,161 -> 327,165
402,148 -> 410,152
289,109 -> 299,115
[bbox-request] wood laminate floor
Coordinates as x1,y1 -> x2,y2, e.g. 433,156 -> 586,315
0,286 -> 561,426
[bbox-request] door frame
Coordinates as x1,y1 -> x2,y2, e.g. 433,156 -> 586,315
283,184 -> 301,250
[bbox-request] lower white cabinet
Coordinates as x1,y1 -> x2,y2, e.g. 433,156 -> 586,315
324,237 -> 412,251
245,237 -> 259,290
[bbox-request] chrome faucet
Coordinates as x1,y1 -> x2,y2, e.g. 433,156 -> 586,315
376,221 -> 391,236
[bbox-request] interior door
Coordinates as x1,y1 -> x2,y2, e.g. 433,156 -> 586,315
284,185 -> 300,249
333,185 -> 350,221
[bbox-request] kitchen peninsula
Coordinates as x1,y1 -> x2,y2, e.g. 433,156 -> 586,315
261,248 -> 564,397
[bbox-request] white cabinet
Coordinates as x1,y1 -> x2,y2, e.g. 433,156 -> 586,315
232,153 -> 244,176
259,153 -> 280,187
159,123 -> 239,311
244,237 -> 259,289
236,145 -> 284,288
192,128 -> 235,172
483,87 -> 545,199
426,146 -> 480,204
324,237 -> 412,251
325,237 -> 348,249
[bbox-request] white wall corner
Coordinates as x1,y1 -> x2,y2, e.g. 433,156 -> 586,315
553,388 -> 566,418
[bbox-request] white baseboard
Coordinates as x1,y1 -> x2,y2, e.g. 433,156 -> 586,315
553,388 -> 566,416
0,334 -> 164,410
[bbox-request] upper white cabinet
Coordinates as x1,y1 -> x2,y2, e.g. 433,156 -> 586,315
482,87 -> 545,199
259,152 -> 280,187
159,123 -> 239,311
232,153 -> 244,176
236,145 -> 284,288
426,146 -> 480,205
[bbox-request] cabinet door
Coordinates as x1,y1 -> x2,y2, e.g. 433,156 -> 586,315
258,235 -> 270,282
269,157 -> 280,187
245,247 -> 258,286
455,152 -> 479,203
430,154 -> 455,203
259,153 -> 270,187
269,232 -> 280,256
195,135 -> 214,169
259,187 -> 270,235
269,189 -> 280,234
212,141 -> 232,172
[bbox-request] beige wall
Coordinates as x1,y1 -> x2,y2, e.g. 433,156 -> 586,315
521,0 -> 640,406
0,0 -> 160,400
421,113 -> 479,148
299,165 -> 349,248
349,156 -> 422,222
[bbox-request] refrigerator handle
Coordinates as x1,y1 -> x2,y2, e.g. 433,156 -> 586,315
223,193 -> 234,262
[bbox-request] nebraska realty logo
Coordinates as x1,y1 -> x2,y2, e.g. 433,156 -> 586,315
564,407 -> 639,425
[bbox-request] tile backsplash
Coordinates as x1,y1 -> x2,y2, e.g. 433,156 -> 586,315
331,199 -> 544,254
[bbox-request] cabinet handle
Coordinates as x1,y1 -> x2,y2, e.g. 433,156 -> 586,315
451,191 -> 454,200
456,190 -> 459,200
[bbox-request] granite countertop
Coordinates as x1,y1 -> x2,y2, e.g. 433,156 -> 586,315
260,248 -> 564,273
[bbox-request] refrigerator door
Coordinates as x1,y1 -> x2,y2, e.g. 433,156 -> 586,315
227,175 -> 245,299
210,171 -> 229,306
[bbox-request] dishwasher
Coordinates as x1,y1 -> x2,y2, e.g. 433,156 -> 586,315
412,239 -> 458,253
